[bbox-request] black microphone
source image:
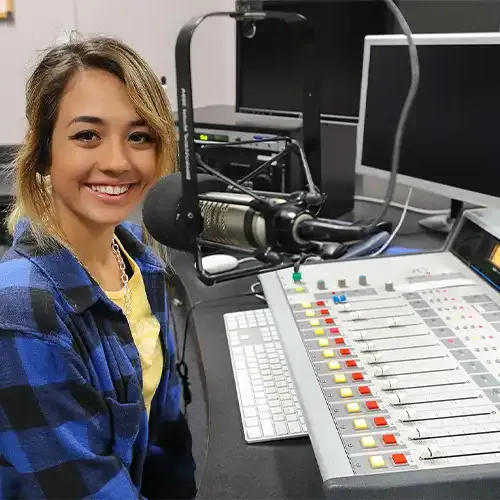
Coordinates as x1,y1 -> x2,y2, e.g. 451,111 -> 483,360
142,172 -> 316,254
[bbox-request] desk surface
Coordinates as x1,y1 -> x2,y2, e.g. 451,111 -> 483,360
170,179 -> 449,500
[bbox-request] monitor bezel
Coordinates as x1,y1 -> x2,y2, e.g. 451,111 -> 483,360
356,32 -> 500,208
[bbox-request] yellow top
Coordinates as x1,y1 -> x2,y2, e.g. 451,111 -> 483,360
105,239 -> 163,418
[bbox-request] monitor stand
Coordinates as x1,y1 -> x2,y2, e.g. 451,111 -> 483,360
418,199 -> 463,234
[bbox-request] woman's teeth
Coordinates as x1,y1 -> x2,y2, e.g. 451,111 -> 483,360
90,185 -> 130,195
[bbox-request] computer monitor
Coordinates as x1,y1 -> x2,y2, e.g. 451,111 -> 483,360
356,32 -> 500,209
236,0 -> 390,120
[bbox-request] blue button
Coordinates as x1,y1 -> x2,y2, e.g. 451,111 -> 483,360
339,295 -> 347,303
333,295 -> 340,304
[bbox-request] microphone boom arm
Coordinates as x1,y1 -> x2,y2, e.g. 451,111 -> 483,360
175,9 -> 322,254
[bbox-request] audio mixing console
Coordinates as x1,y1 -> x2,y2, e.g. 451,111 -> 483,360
259,208 -> 500,499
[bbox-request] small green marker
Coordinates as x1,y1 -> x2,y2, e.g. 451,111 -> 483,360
292,271 -> 302,282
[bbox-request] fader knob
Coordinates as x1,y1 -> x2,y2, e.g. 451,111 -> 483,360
385,281 -> 395,292
421,445 -> 441,460
359,275 -> 368,286
338,278 -> 347,288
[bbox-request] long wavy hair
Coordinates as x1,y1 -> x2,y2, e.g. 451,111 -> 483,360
6,33 -> 176,261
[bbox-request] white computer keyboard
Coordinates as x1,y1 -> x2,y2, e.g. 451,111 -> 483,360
224,308 -> 308,443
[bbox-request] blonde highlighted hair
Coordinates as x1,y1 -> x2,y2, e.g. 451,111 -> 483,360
6,33 -> 176,261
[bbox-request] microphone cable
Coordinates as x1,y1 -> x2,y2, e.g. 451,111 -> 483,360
170,290 -> 260,416
363,0 -> 420,234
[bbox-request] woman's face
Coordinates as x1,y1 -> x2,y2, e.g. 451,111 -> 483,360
50,68 -> 157,231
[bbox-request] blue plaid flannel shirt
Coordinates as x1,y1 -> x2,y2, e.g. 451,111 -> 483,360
0,219 -> 196,499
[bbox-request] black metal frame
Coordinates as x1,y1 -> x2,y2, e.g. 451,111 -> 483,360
174,9 -> 322,285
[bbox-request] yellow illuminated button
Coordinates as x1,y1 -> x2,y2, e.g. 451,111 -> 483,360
369,456 -> 386,469
318,338 -> 329,347
314,328 -> 325,336
301,302 -> 312,309
361,436 -> 377,448
323,349 -> 335,358
328,361 -> 341,371
353,419 -> 368,430
340,388 -> 353,398
309,319 -> 320,327
295,287 -> 305,293
334,374 -> 347,384
346,402 -> 361,414
305,310 -> 315,317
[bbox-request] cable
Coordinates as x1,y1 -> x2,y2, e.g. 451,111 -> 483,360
365,0 -> 420,233
355,194 -> 449,215
250,282 -> 266,302
372,188 -> 413,256
174,290 -> 259,415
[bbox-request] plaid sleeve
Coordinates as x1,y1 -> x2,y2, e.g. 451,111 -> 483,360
0,329 -> 143,500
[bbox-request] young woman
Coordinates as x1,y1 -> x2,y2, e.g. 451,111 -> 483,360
0,35 -> 196,499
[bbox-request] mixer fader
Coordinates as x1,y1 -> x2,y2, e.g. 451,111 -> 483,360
259,208 -> 500,499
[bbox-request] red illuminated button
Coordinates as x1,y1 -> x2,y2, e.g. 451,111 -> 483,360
392,453 -> 408,466
320,309 -> 329,315
345,360 -> 357,368
316,301 -> 325,307
330,327 -> 340,335
382,434 -> 397,445
325,318 -> 335,324
358,386 -> 371,395
365,401 -> 380,411
352,372 -> 364,381
374,417 -> 388,427
334,338 -> 346,345
339,348 -> 351,356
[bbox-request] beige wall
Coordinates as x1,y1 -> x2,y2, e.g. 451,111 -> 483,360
0,0 -> 236,144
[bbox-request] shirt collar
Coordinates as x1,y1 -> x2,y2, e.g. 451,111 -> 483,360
12,218 -> 166,314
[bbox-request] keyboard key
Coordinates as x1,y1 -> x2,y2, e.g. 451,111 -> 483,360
246,427 -> 262,440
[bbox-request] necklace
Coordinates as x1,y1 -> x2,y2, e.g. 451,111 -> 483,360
74,237 -> 131,319
111,239 -> 131,319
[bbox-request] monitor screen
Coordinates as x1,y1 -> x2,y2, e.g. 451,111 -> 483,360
358,36 -> 500,206
236,1 -> 390,120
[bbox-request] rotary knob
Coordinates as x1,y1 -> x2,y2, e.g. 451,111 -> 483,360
338,278 -> 347,288
359,275 -> 368,286
385,281 -> 395,292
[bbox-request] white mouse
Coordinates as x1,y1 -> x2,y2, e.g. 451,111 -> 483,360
199,254 -> 240,274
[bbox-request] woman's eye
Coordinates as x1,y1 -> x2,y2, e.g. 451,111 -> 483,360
71,131 -> 100,142
129,132 -> 154,144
